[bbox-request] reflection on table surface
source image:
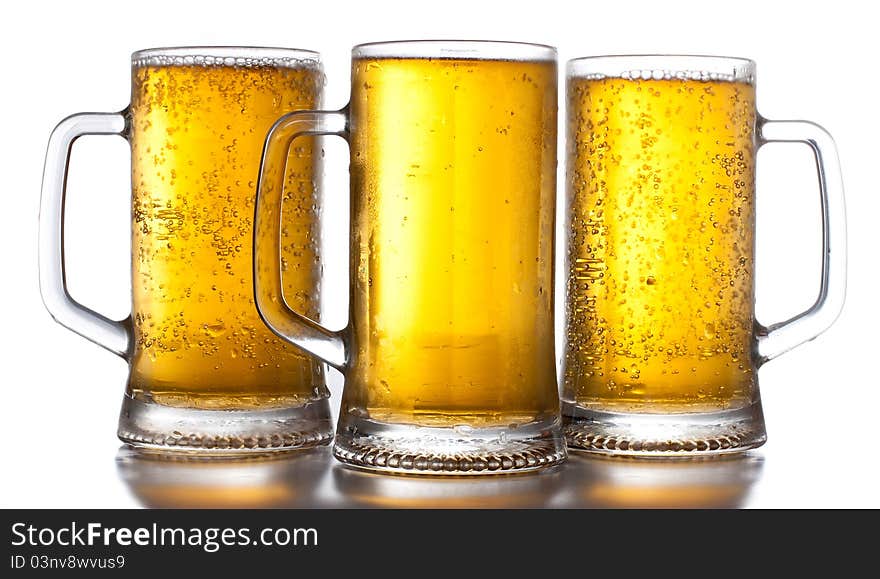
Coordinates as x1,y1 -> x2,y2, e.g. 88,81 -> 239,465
116,446 -> 764,509
116,447 -> 332,508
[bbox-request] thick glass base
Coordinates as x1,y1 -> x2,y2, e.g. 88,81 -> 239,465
333,414 -> 567,475
562,400 -> 766,457
117,395 -> 333,456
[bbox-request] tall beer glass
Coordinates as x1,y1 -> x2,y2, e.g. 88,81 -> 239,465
255,41 -> 566,474
39,47 -> 332,454
562,55 -> 846,455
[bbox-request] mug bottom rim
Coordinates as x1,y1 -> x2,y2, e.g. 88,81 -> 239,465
332,414 -> 567,476
562,400 -> 767,457
117,395 -> 334,457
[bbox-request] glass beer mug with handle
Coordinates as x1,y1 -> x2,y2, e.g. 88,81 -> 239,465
39,47 -> 334,454
255,41 -> 566,474
562,55 -> 846,455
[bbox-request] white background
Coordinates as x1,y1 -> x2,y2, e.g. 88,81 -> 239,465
1,0 -> 877,508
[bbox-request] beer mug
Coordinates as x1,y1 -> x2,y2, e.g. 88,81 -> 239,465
255,41 -> 566,474
561,55 -> 846,455
39,47 -> 333,454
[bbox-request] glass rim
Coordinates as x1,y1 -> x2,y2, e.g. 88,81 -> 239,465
352,40 -> 557,61
131,46 -> 321,68
567,54 -> 755,82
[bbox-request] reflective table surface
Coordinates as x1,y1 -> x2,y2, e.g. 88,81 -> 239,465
6,359 -> 879,509
7,419 -> 879,508
114,446 -> 765,509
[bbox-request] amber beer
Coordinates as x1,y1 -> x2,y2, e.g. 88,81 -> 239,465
344,56 -> 559,425
254,42 -> 564,473
129,55 -> 326,409
562,73 -> 758,413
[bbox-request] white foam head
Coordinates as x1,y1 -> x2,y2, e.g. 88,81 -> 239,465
568,55 -> 755,84
131,46 -> 322,70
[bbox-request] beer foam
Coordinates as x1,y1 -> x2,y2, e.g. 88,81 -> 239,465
132,49 -> 321,70
576,69 -> 752,83
568,56 -> 754,84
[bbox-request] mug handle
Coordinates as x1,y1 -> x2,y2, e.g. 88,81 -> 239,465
755,118 -> 847,364
253,109 -> 349,370
39,111 -> 133,359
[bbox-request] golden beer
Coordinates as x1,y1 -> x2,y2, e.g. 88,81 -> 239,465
129,56 -> 326,409
254,42 -> 565,472
563,74 -> 757,413
343,56 -> 559,426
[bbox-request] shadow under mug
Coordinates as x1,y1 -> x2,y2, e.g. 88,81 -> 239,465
255,40 -> 566,475
39,46 -> 333,454
561,55 -> 846,455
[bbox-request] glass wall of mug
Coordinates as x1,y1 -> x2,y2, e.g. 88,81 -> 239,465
561,55 -> 845,455
255,40 -> 566,474
39,46 -> 333,454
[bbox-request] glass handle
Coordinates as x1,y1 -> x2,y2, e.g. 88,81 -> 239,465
254,109 -> 349,370
38,111 -> 133,359
755,118 -> 847,364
